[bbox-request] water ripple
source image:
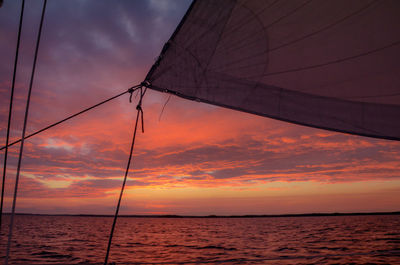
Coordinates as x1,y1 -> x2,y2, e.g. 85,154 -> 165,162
0,215 -> 399,264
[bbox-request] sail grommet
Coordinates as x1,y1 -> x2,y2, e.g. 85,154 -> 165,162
141,80 -> 151,88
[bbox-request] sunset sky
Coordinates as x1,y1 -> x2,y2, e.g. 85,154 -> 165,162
0,0 -> 399,215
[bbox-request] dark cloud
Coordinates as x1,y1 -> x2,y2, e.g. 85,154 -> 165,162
0,0 -> 191,139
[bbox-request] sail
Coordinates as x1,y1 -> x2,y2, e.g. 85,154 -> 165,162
145,0 -> 400,141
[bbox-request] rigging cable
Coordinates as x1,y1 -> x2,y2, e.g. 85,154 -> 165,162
0,0 -> 25,232
5,1 -> 47,264
104,84 -> 147,265
0,87 -> 139,152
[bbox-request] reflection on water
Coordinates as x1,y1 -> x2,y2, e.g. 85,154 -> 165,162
1,215 -> 400,264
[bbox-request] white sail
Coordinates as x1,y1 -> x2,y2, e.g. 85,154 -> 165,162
145,0 -> 400,140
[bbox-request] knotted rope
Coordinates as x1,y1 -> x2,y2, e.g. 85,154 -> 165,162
104,83 -> 147,265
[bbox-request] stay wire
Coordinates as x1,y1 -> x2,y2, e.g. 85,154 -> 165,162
0,0 -> 25,232
0,86 -> 140,152
5,1 -> 47,264
104,86 -> 146,265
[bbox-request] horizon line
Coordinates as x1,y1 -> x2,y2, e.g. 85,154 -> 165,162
2,211 -> 400,218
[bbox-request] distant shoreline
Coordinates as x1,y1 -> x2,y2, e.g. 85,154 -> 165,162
3,211 -> 400,218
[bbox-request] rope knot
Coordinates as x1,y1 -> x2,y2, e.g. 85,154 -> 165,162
126,84 -> 146,133
140,80 -> 151,88
128,87 -> 136,103
136,86 -> 145,133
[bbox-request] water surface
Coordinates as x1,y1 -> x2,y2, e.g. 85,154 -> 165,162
1,215 -> 400,264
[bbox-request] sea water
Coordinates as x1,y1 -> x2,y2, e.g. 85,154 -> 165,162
1,215 -> 400,264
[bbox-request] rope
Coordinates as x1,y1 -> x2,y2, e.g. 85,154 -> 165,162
0,0 -> 25,232
158,94 -> 172,121
5,1 -> 47,263
104,85 -> 147,265
0,86 -> 140,152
